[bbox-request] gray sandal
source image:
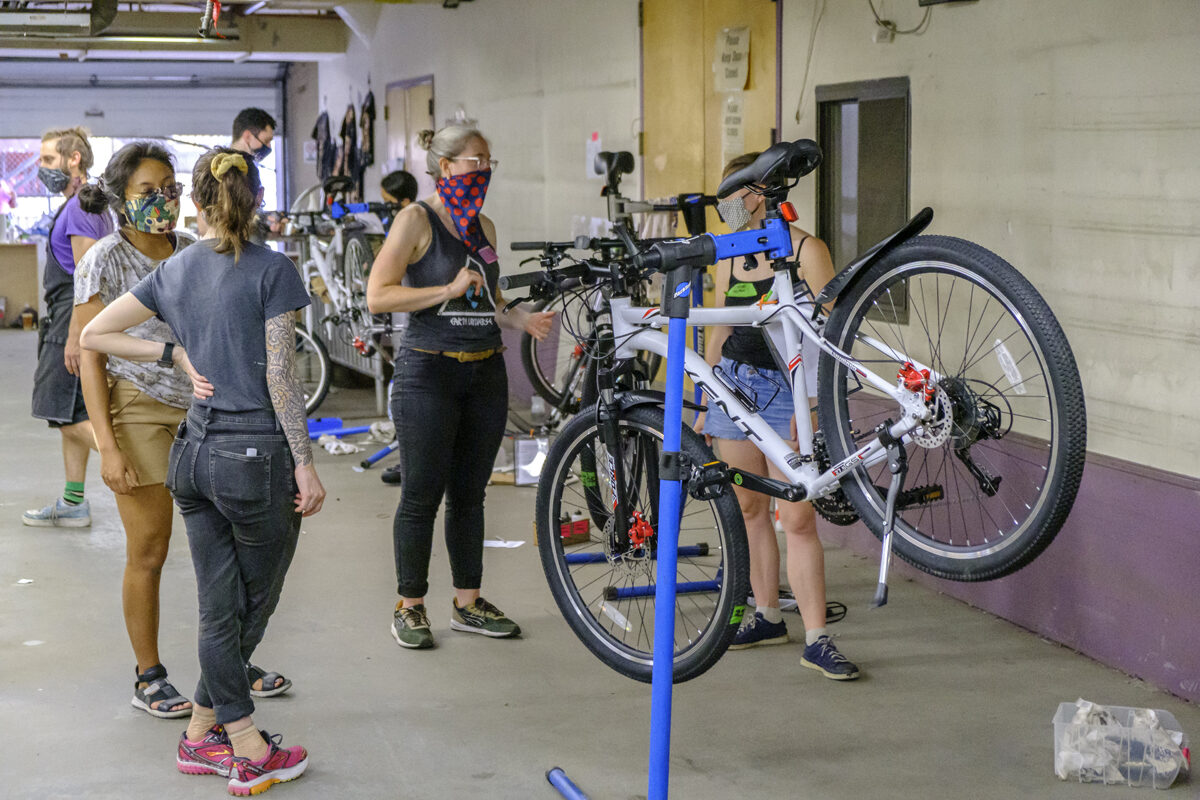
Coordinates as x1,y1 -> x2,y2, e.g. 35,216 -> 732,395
131,664 -> 192,719
246,662 -> 292,698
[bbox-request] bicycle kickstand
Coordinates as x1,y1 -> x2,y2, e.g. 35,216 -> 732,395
871,428 -> 908,609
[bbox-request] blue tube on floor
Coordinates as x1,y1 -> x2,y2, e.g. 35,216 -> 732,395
563,544 -> 708,565
547,767 -> 589,800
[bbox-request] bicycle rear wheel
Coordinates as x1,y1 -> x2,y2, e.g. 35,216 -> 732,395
816,235 -> 1086,581
536,405 -> 748,683
295,323 -> 331,415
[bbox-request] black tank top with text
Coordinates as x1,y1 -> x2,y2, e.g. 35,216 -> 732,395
400,201 -> 502,353
720,242 -> 809,371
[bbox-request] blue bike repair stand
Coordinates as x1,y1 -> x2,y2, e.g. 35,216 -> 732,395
546,266 -> 693,800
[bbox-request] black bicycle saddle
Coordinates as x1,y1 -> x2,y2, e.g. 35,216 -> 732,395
595,150 -> 634,186
322,175 -> 355,198
716,140 -> 823,198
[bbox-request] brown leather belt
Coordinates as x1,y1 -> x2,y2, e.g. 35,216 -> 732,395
410,347 -> 503,363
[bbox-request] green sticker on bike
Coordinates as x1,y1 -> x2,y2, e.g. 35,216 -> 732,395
730,604 -> 747,625
580,470 -> 598,488
732,472 -> 743,486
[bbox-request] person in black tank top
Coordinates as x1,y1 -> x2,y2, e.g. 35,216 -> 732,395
697,152 -> 861,680
367,125 -> 555,648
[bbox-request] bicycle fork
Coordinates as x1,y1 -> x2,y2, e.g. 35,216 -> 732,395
871,426 -> 909,608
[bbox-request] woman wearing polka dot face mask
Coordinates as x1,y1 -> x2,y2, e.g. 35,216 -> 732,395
367,125 -> 553,650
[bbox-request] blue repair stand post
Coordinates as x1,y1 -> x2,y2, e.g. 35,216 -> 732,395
546,266 -> 693,800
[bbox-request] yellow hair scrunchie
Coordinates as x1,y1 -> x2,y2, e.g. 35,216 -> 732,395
210,152 -> 249,179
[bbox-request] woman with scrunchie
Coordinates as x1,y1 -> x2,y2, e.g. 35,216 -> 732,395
82,147 -> 323,794
75,142 -> 199,719
367,125 -> 554,650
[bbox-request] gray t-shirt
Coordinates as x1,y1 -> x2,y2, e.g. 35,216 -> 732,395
132,239 -> 312,413
74,230 -> 196,409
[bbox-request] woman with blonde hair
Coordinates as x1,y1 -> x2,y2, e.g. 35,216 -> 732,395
83,147 -> 323,794
367,125 -> 554,649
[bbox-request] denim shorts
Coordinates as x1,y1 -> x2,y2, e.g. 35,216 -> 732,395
701,356 -> 814,441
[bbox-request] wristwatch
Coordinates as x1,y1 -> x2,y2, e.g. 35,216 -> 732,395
158,342 -> 176,368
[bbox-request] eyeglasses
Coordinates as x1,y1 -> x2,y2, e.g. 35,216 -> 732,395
452,156 -> 499,171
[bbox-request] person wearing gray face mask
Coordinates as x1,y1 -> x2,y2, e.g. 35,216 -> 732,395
698,151 -> 862,681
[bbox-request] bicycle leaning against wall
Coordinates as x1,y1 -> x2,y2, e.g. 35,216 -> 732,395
503,139 -> 1086,683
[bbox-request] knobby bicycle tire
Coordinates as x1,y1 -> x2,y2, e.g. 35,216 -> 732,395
816,235 -> 1086,581
536,406 -> 749,682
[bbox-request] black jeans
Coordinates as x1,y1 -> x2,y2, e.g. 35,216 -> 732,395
391,348 -> 508,599
166,406 -> 301,725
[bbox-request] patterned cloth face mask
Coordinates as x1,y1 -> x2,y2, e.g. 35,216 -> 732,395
124,183 -> 181,233
717,195 -> 753,232
436,168 -> 491,254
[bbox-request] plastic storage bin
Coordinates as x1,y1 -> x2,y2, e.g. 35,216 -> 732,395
1053,701 -> 1190,789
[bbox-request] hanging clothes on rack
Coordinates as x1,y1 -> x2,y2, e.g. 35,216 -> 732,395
311,110 -> 337,183
336,103 -> 359,199
357,90 -> 376,200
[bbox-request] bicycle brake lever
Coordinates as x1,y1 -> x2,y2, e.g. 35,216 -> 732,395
502,296 -> 529,313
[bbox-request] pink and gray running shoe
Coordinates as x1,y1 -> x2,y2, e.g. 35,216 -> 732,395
177,725 -> 235,777
226,731 -> 308,796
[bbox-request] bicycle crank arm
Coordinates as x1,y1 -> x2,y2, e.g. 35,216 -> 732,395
954,447 -> 1002,496
686,459 -> 807,503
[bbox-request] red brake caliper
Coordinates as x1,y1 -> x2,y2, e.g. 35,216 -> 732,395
898,362 -> 935,402
628,511 -> 654,547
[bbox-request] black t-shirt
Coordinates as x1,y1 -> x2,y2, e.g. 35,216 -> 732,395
132,240 -> 312,412
401,202 -> 502,353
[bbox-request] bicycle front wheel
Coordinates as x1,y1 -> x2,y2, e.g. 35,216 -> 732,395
817,235 -> 1086,581
536,406 -> 749,683
295,323 -> 332,415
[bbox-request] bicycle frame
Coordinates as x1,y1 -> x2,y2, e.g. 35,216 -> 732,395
608,216 -> 936,502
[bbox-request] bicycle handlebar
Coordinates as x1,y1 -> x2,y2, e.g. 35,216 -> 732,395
498,261 -> 592,291
511,236 -> 627,252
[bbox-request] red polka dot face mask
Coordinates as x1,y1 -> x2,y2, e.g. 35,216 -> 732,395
436,168 -> 491,254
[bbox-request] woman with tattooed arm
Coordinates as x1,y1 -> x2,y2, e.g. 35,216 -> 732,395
81,147 -> 322,796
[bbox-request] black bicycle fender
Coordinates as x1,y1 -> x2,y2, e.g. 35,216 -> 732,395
619,390 -> 707,414
814,207 -> 934,306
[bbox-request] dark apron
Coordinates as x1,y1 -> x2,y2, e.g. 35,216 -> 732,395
31,202 -> 86,424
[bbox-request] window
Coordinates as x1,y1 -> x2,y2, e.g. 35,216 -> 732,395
0,135 -> 279,238
816,77 -> 910,321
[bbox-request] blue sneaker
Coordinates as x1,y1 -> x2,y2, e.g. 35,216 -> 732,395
22,497 -> 91,528
800,634 -> 860,680
729,611 -> 789,650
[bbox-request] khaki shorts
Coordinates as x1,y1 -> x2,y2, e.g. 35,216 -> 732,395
109,379 -> 187,487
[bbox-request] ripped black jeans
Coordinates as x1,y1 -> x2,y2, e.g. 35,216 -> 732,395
166,405 -> 301,725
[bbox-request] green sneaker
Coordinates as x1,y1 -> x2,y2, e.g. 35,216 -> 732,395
391,603 -> 434,649
450,597 -> 521,638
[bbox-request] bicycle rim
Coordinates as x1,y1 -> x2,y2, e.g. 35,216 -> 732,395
538,407 -> 746,682
294,324 -> 330,414
820,244 -> 1083,578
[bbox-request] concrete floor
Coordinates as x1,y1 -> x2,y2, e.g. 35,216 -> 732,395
1,327 -> 1195,800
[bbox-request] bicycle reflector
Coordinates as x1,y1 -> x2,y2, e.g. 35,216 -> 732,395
779,202 -> 798,223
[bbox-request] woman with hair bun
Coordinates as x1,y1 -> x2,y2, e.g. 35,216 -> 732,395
82,147 -> 323,794
367,125 -> 553,650
74,141 -> 198,718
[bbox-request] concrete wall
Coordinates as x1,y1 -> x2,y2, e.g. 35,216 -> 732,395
780,0 -> 1200,478
284,61 -> 321,206
312,0 -> 641,261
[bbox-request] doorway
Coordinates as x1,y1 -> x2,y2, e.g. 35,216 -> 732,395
385,76 -> 436,200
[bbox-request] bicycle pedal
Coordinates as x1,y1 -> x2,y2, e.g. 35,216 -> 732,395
889,483 -> 944,509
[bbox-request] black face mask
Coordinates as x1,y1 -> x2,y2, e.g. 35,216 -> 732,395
38,167 -> 71,194
251,144 -> 272,163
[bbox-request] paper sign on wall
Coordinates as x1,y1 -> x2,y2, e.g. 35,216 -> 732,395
714,27 -> 750,92
586,131 -> 603,179
721,93 -> 746,165
303,140 -> 318,164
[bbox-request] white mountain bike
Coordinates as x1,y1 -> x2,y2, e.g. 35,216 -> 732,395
505,140 -> 1087,683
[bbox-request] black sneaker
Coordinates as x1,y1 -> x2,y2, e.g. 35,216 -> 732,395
728,612 -> 789,650
380,464 -> 402,485
391,603 -> 434,649
800,635 -> 860,680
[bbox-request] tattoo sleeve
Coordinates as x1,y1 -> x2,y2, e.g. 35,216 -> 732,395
265,312 -> 314,467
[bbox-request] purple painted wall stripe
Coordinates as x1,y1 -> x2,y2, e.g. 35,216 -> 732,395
820,452 -> 1200,703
